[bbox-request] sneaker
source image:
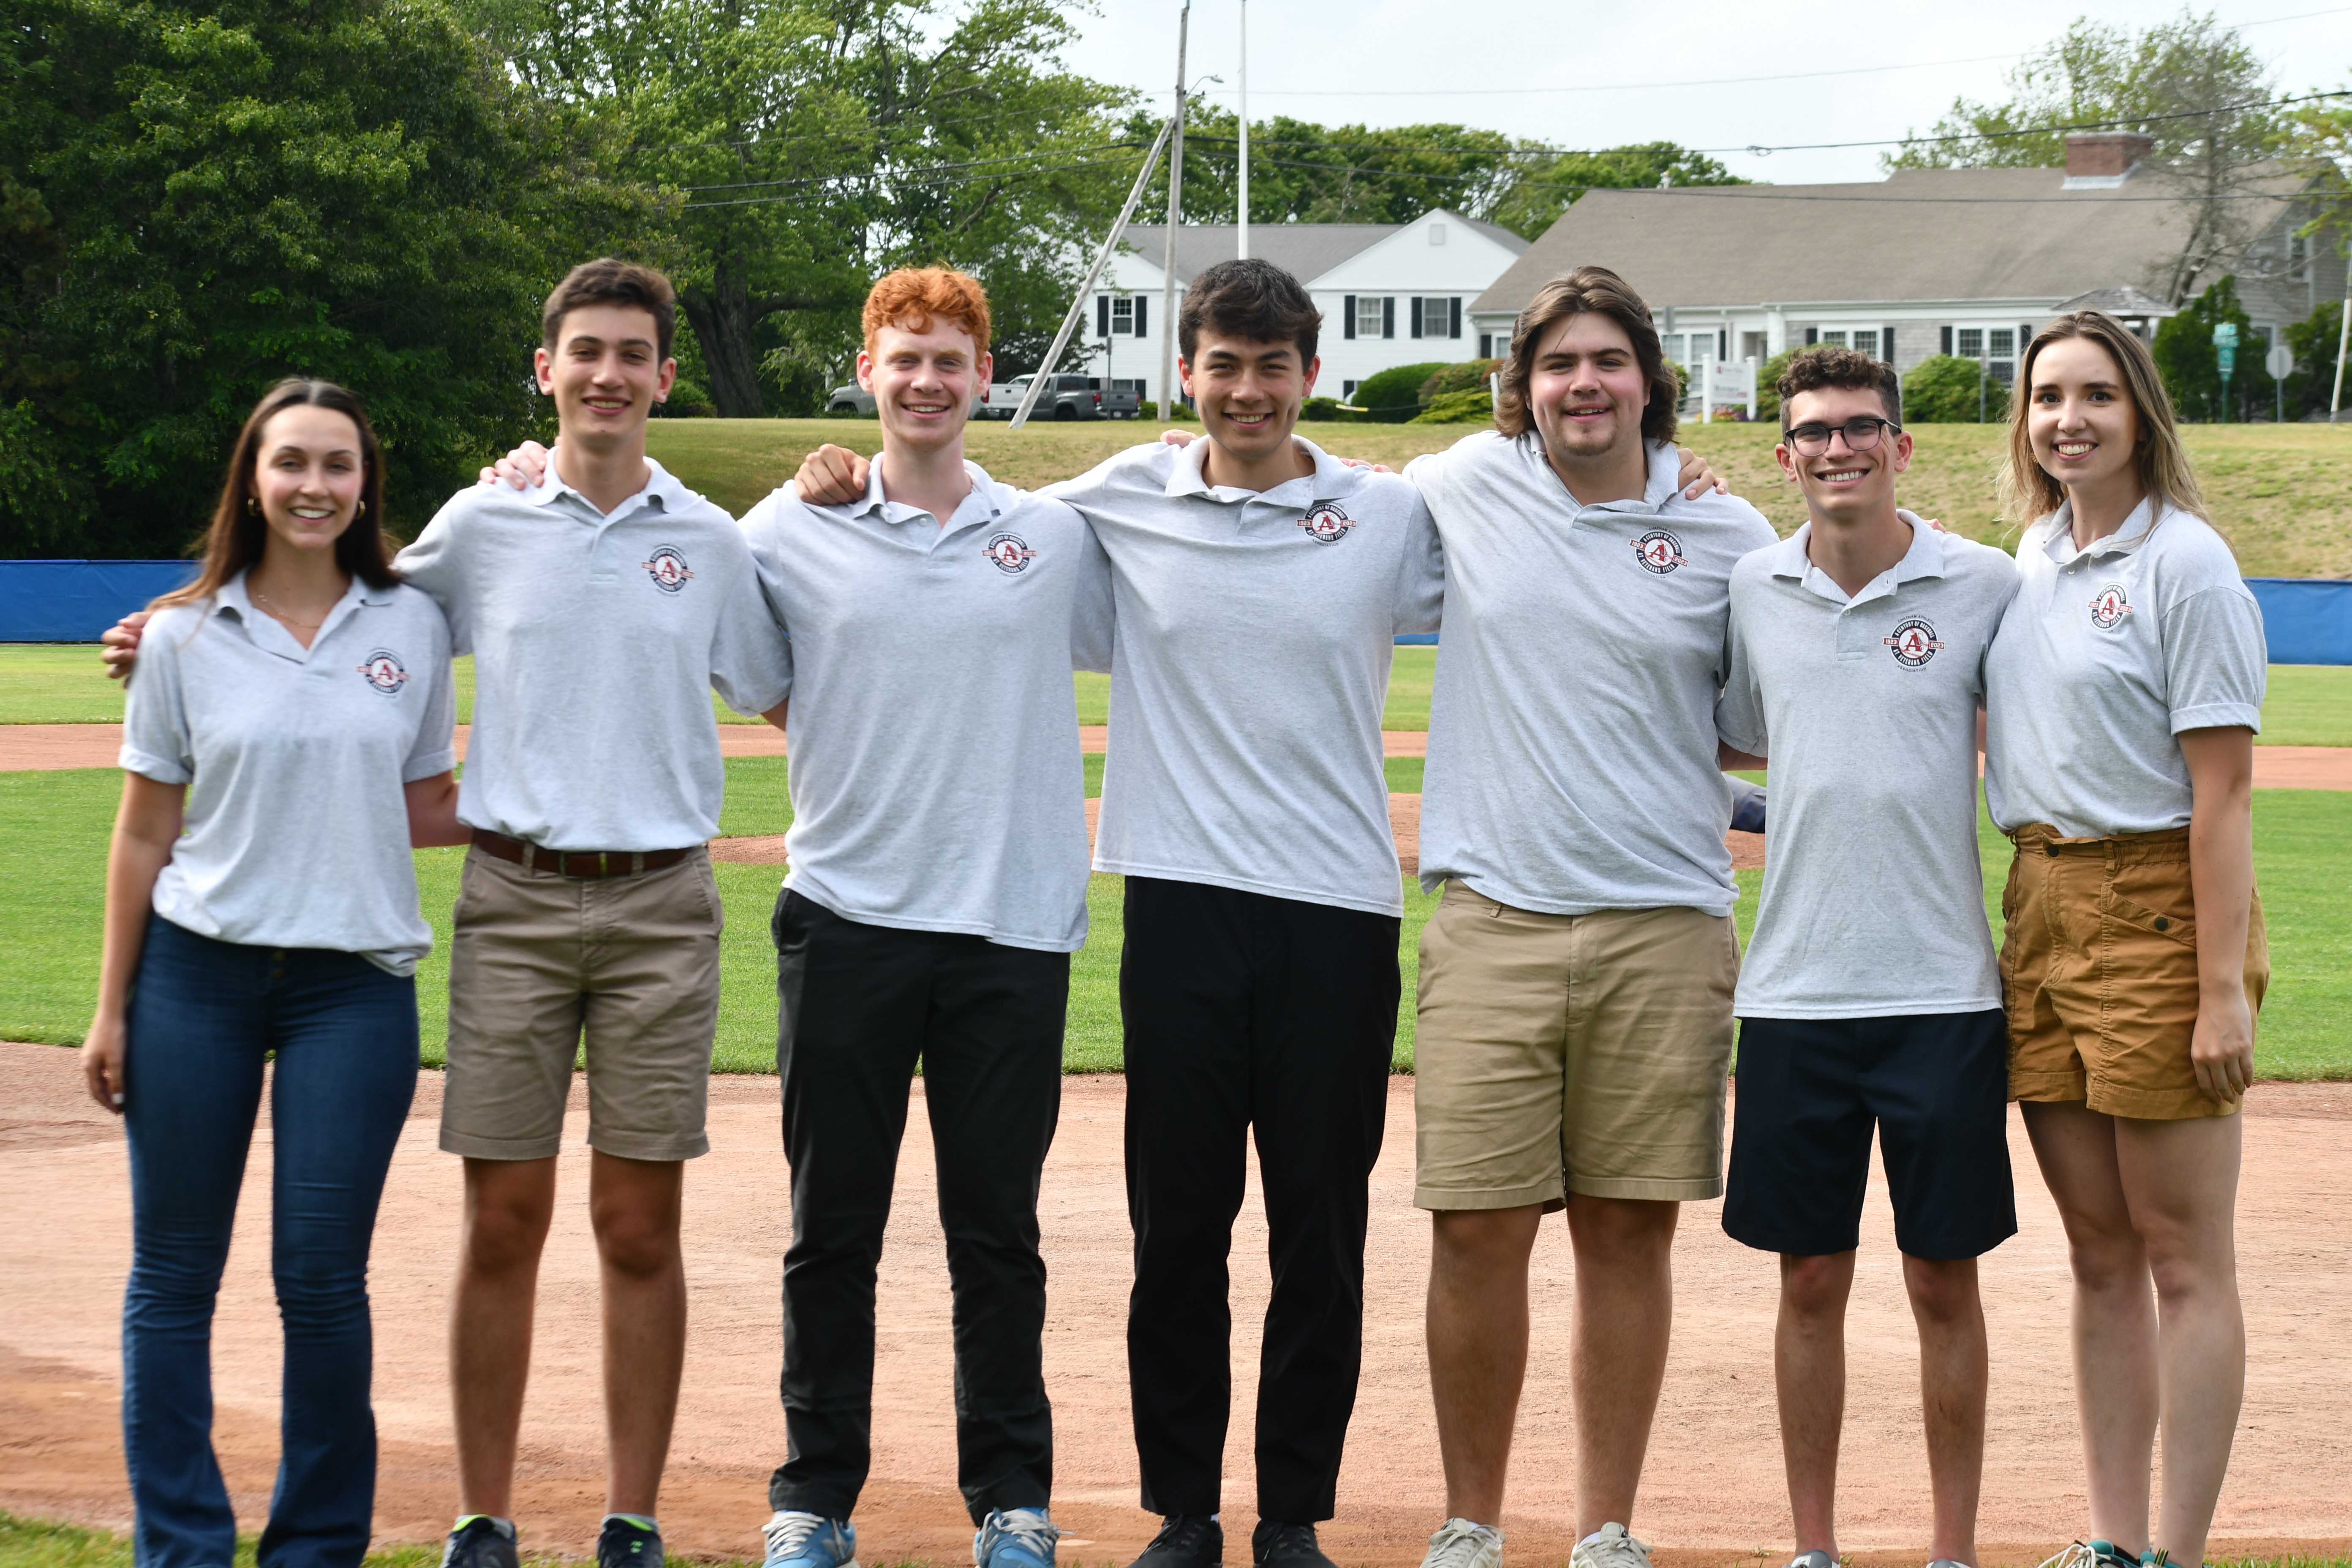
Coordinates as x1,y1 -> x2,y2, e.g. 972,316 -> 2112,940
1418,1519 -> 1503,1568
1569,1524 -> 1653,1568
1784,1554 -> 1835,1568
2035,1542 -> 2142,1568
977,1509 -> 1062,1568
1252,1522 -> 1336,1568
600,1516 -> 664,1568
764,1511 -> 858,1568
440,1517 -> 519,1568
1926,1559 -> 1972,1568
1127,1515 -> 1222,1568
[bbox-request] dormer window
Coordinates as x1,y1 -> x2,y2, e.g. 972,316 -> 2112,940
1429,222 -> 1448,246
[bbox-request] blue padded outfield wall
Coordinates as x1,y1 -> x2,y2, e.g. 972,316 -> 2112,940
0,564 -> 2345,662
2246,579 -> 2352,665
0,561 -> 198,642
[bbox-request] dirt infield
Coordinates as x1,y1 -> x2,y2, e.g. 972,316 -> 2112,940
8,724 -> 2352,791
4,1042 -> 2347,1567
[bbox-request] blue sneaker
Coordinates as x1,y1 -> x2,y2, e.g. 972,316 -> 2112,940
764,1511 -> 857,1568
976,1508 -> 1061,1568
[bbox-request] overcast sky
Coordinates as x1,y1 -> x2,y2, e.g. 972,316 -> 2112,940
1051,0 -> 2352,189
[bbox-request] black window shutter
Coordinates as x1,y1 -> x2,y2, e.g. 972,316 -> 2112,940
1097,297 -> 1109,337
1410,297 -> 1424,338
1135,298 -> 1147,337
1478,333 -> 1491,358
1941,325 -> 1953,355
1343,295 -> 1356,340
1717,329 -> 1727,359
1382,297 -> 1394,338
1450,298 -> 1462,338
1883,325 -> 1895,362
1804,327 -> 1818,346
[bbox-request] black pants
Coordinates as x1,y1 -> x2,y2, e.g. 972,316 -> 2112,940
1119,877 -> 1400,1524
768,889 -> 1069,1524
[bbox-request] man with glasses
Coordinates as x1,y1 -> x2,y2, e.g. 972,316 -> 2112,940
1714,346 -> 2018,1568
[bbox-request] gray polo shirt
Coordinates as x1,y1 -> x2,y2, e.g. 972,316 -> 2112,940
738,457 -> 1112,951
1045,436 -> 1445,917
1405,431 -> 1778,917
121,573 -> 457,975
1985,498 -> 2266,839
1717,516 -> 2020,1018
399,456 -> 792,851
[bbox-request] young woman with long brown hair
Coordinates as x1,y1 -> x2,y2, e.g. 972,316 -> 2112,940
84,378 -> 468,1568
1983,314 -> 2268,1568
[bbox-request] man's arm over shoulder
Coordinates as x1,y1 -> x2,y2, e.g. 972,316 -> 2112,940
1038,441 -> 1165,511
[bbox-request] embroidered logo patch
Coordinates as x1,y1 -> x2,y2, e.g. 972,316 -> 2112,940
1883,618 -> 1946,668
356,650 -> 409,695
983,532 -> 1038,574
1296,500 -> 1356,544
1631,529 -> 1688,574
641,547 -> 694,593
2088,583 -> 2134,629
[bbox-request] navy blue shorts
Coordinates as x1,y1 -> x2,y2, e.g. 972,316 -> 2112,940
1722,1009 -> 2016,1260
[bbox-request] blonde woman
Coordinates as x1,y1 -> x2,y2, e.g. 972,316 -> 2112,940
86,379 -> 464,1568
1983,313 -> 2267,1568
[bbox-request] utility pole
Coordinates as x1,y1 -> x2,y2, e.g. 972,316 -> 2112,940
2333,256 -> 2352,421
1159,0 -> 1190,423
1237,0 -> 1248,259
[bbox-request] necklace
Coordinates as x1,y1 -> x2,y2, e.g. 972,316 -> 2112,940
250,589 -> 331,630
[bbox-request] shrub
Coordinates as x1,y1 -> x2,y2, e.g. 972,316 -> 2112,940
660,378 -> 718,419
1419,359 -> 1504,400
1753,349 -> 1800,422
1902,354 -> 2007,423
1142,400 -> 1198,422
1408,389 -> 1494,425
1302,396 -> 1343,422
1352,361 -> 1451,422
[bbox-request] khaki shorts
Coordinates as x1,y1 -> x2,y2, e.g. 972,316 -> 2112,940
2001,824 -> 2268,1122
440,845 -> 724,1163
1413,884 -> 1739,1209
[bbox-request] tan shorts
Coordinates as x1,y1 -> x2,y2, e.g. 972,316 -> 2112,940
440,845 -> 725,1163
2001,824 -> 2267,1122
1413,883 -> 1739,1209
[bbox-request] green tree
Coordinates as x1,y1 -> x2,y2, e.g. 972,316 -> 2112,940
2153,274 -> 2275,420
2285,295 -> 2344,418
1886,11 -> 2288,303
0,0 -> 652,555
1128,110 -> 1743,241
1902,355 -> 2009,423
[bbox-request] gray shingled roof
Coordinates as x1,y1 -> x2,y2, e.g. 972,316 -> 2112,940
1470,165 -> 2312,314
1119,213 -> 1527,286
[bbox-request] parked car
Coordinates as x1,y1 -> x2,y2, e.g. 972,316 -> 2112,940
824,385 -> 987,417
979,374 -> 1118,421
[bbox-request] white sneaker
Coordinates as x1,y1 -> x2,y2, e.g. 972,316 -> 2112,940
1419,1520 -> 1502,1568
1570,1524 -> 1652,1568
1785,1553 -> 1835,1568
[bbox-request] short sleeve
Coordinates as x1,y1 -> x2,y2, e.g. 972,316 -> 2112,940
1390,496 -> 1446,637
402,604 -> 460,782
735,490 -> 798,700
707,520 -> 794,717
1713,595 -> 1768,757
1067,511 -> 1116,674
395,498 -> 474,654
2163,585 -> 2267,735
120,610 -> 196,784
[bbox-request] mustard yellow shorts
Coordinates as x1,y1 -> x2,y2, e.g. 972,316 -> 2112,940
1412,883 -> 1739,1209
2000,824 -> 2267,1122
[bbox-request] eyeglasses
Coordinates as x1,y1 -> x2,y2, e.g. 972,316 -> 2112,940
1782,415 -> 1902,456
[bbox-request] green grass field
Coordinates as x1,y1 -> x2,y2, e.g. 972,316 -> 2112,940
635,418 -> 2352,578
6,756 -> 2347,1078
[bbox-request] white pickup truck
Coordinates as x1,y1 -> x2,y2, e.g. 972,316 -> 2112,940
977,375 -> 1141,421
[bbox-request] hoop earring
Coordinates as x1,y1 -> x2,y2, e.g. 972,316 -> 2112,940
245,497 -> 259,514
355,500 -> 366,516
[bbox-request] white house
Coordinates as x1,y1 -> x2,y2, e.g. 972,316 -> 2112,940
1467,134 -> 2346,416
1087,209 -> 1527,406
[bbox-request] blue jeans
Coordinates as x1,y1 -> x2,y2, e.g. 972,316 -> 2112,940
122,914 -> 419,1568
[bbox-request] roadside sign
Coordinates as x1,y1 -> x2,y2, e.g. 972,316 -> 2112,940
2267,342 -> 2296,380
1703,359 -> 1758,422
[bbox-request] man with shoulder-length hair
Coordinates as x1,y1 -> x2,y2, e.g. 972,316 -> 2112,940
1399,267 -> 1775,1568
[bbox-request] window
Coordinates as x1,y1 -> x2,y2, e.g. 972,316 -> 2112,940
1413,297 -> 1457,339
1956,328 -> 1984,359
1989,328 -> 2017,385
1990,328 -> 2014,359
1850,329 -> 1877,359
1358,296 -> 1386,339
1818,330 -> 1847,348
1111,297 -> 1134,335
2292,234 -> 2311,281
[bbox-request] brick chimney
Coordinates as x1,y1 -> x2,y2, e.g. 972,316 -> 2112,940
2065,132 -> 2153,178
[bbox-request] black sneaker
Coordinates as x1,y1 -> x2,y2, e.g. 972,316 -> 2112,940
1252,1522 -> 1336,1568
599,1515 -> 664,1568
440,1517 -> 519,1568
1128,1515 -> 1222,1568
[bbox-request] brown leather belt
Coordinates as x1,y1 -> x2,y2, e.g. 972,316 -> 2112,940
469,829 -> 695,879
